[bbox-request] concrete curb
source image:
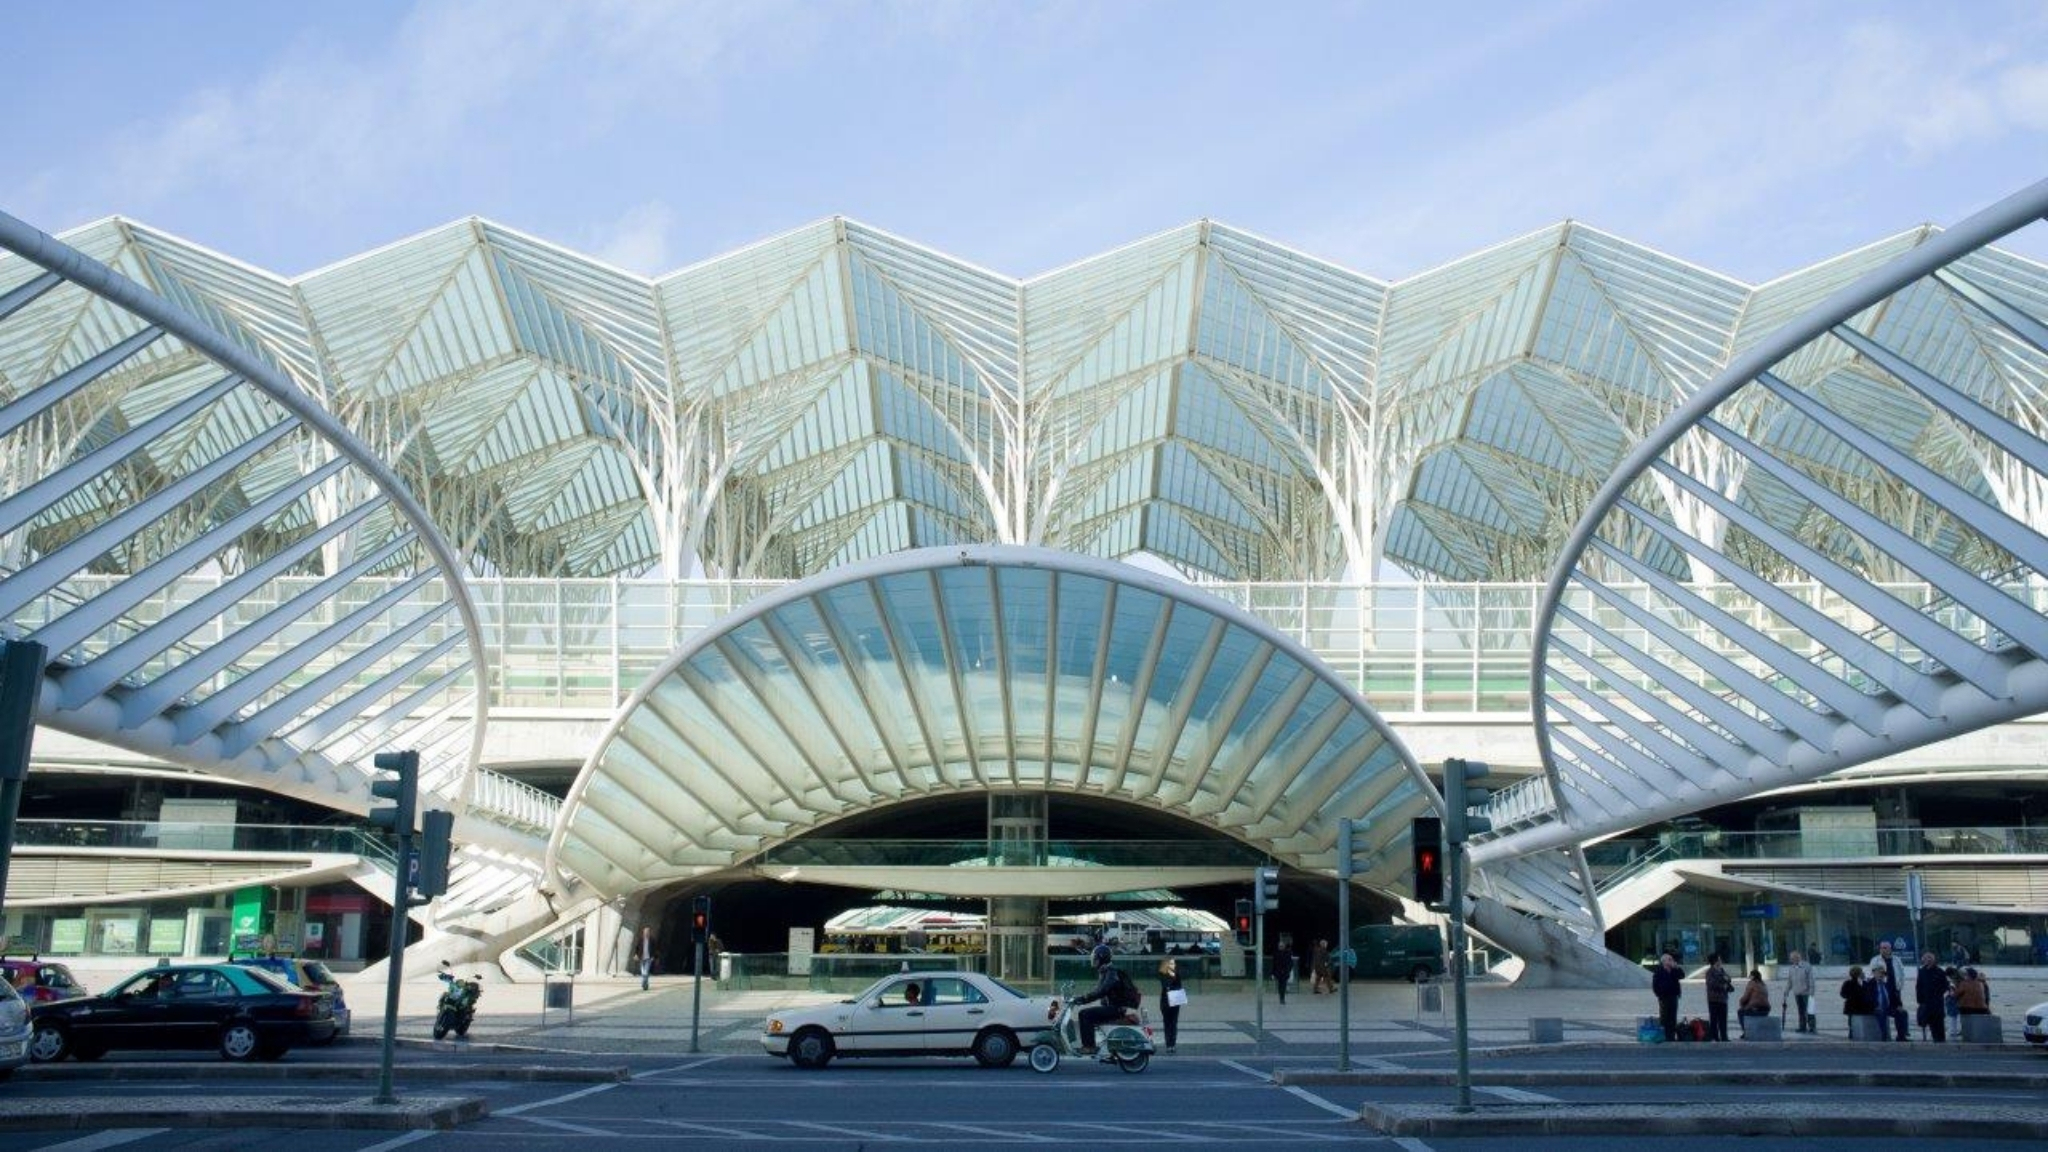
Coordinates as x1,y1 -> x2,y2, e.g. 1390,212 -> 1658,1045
0,1095 -> 487,1132
1283,1069 -> 2048,1089
1357,1102 -> 2048,1138
20,1062 -> 628,1083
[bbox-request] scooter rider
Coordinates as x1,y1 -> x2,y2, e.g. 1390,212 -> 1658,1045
1072,944 -> 1126,1054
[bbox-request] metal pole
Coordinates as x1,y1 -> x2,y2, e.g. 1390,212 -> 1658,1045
1337,867 -> 1352,1072
0,641 -> 43,924
1253,909 -> 1265,1050
689,939 -> 704,1053
375,827 -> 412,1106
1450,836 -> 1472,1113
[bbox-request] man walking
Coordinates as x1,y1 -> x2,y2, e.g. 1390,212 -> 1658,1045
1783,950 -> 1816,1033
1866,941 -> 1911,1041
1653,951 -> 1683,1042
638,925 -> 654,992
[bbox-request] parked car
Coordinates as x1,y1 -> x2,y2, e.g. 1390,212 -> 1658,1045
228,954 -> 350,1039
764,970 -> 1056,1070
0,978 -> 30,1078
30,963 -> 336,1062
0,955 -> 88,1004
2025,999 -> 2048,1046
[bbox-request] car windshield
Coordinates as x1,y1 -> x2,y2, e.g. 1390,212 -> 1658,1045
300,961 -> 337,985
983,976 -> 1029,999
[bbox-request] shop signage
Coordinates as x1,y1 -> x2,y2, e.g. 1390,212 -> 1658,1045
1737,903 -> 1780,920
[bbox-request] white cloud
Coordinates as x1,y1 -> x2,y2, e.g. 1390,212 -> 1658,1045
584,202 -> 676,274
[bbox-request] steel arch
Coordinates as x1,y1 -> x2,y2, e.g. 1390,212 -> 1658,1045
1482,177 -> 2048,866
0,210 -> 489,814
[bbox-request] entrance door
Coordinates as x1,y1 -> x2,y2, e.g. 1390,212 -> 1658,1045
190,911 -> 231,958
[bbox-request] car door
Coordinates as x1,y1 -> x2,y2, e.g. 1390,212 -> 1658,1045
164,969 -> 234,1048
917,977 -> 990,1053
844,977 -> 926,1053
89,973 -> 171,1050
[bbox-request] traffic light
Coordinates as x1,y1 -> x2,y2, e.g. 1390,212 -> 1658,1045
690,895 -> 711,943
1233,899 -> 1253,947
1254,865 -> 1280,912
368,750 -> 418,836
414,809 -> 454,899
1412,816 -> 1444,906
1444,758 -> 1492,843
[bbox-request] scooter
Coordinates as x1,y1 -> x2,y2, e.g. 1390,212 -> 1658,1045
433,964 -> 481,1040
1028,981 -> 1154,1073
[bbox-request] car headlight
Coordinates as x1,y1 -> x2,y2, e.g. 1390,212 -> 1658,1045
767,1019 -> 784,1034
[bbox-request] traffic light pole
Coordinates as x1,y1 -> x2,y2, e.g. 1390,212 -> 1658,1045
689,936 -> 704,1054
1449,830 -> 1472,1113
376,823 -> 412,1106
1252,908 -> 1264,1049
1336,856 -> 1352,1072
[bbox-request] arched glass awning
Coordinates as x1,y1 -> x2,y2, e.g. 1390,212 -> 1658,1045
548,546 -> 1434,899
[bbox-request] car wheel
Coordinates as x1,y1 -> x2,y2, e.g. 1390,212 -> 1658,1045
972,1027 -> 1018,1068
29,1024 -> 68,1063
1028,1042 -> 1059,1073
789,1027 -> 834,1070
219,1022 -> 262,1061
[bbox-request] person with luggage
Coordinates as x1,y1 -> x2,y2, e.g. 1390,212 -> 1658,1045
1782,950 -> 1816,1033
1652,951 -> 1683,1042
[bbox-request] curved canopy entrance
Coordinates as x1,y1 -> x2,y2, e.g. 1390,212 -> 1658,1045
549,546 -> 1434,901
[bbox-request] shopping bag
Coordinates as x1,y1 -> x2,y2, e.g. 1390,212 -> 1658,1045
1167,988 -> 1189,1008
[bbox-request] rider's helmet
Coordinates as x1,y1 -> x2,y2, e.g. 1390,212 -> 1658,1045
1092,943 -> 1113,967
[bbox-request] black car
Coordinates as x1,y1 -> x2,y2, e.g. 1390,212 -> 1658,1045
29,963 -> 337,1062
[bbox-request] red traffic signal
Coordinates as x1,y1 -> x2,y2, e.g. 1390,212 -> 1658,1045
690,894 -> 711,942
1412,816 -> 1445,906
1233,898 -> 1253,946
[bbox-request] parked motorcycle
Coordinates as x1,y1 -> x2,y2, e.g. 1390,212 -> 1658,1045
1027,981 -> 1153,1073
433,963 -> 481,1040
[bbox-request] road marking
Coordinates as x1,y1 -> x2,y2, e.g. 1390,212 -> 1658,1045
646,1118 -> 761,1140
494,1081 -> 621,1116
929,1121 -> 1057,1142
32,1134 -> 169,1152
1283,1084 -> 1360,1119
635,1054 -> 728,1077
786,1120 -> 900,1141
1474,1085 -> 1561,1104
512,1115 -> 617,1136
1198,1120 -> 1351,1143
351,1133 -> 434,1152
1218,1058 -> 1271,1081
1392,1138 -> 1437,1152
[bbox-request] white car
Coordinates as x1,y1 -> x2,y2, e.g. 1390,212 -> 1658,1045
0,978 -> 29,1078
763,970 -> 1057,1069
2025,1000 -> 2047,1046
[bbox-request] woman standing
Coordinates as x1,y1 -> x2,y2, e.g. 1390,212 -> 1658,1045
1157,957 -> 1184,1054
1840,965 -> 1872,1037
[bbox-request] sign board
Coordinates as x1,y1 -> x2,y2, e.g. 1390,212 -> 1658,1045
788,927 -> 815,976
1737,904 -> 1780,920
146,918 -> 185,956
50,920 -> 86,954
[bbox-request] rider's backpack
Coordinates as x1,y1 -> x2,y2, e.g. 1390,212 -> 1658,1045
1109,967 -> 1142,1010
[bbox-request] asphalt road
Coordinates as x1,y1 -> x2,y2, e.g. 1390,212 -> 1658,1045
3,1046 -> 2047,1150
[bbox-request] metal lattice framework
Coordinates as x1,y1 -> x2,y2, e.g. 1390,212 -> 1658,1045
31,213 -> 2041,585
547,546 -> 1434,900
0,210 -> 488,814
1480,178 -> 2048,885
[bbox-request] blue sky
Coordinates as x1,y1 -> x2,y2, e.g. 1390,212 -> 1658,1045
6,0 -> 2045,282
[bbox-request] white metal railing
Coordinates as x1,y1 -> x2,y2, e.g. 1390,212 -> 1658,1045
468,768 -> 561,832
55,575 -> 1970,718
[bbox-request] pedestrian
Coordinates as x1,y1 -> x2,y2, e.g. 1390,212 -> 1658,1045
1955,967 -> 1991,1016
1704,953 -> 1734,1042
1782,949 -> 1816,1033
1943,966 -> 1962,1035
1914,951 -> 1948,1042
1652,951 -> 1683,1042
638,925 -> 654,992
1157,957 -> 1184,1054
1869,966 -> 1903,1041
1311,938 -> 1333,995
1865,941 -> 1911,1041
1840,965 -> 1873,1037
1737,968 -> 1771,1038
1949,939 -> 1970,968
1274,941 -> 1293,1004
